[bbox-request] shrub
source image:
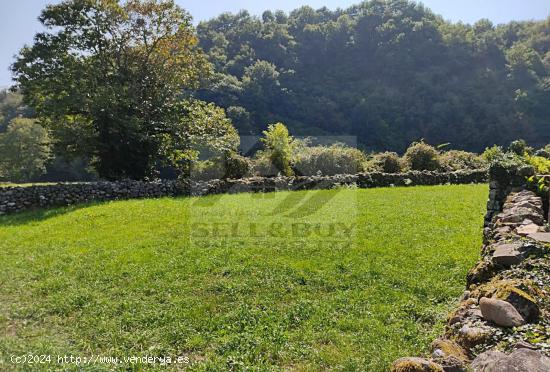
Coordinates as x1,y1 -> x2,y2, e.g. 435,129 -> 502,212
488,153 -> 530,183
403,141 -> 441,171
252,155 -> 280,177
190,159 -> 225,181
190,153 -> 252,181
365,152 -> 402,173
508,139 -> 533,156
260,123 -> 295,176
223,153 -> 252,179
293,144 -> 366,176
439,150 -> 487,171
526,155 -> 550,174
482,145 -> 505,162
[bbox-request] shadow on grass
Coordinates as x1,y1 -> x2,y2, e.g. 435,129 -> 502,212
0,203 -> 99,227
0,195 -> 196,227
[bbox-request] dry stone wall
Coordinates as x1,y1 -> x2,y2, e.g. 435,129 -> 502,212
485,162 -> 537,226
392,165 -> 550,372
0,170 -> 487,215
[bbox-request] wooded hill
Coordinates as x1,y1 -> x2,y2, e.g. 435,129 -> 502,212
196,0 -> 550,152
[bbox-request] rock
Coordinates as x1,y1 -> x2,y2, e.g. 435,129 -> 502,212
391,357 -> 444,372
437,357 -> 468,372
430,339 -> 469,363
513,341 -> 538,350
492,226 -> 513,241
496,207 -> 544,225
494,285 -> 540,322
507,190 -> 539,203
468,308 -> 483,319
448,299 -> 478,325
516,224 -> 540,236
471,348 -> 550,372
467,260 -> 495,286
473,279 -> 543,320
457,325 -> 491,348
448,312 -> 465,326
479,297 -> 525,327
515,200 -> 542,210
527,232 -> 550,244
491,243 -> 524,267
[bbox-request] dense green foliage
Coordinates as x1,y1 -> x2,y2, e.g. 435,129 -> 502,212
0,118 -> 51,182
526,154 -> 550,174
293,143 -> 366,176
365,151 -> 402,173
197,0 -> 550,152
0,91 -> 32,132
0,184 -> 486,370
163,99 -> 240,177
403,141 -> 441,171
11,0 -> 237,180
259,122 -> 296,176
439,150 -> 486,172
5,0 -> 550,181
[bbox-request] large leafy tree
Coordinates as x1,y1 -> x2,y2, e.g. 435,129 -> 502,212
12,0 -> 217,180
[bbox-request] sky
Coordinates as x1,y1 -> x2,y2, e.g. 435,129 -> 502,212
1,0 -> 550,87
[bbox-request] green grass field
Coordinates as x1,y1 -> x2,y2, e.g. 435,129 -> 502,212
0,184 -> 487,371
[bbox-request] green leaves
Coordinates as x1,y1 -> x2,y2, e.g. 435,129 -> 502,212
260,122 -> 295,177
0,118 -> 52,182
196,1 -> 550,153
12,0 -> 218,180
526,174 -> 550,194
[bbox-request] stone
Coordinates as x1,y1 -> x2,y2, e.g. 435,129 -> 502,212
496,225 -> 512,234
430,339 -> 469,363
527,232 -> 550,244
513,341 -> 538,350
471,348 -> 550,372
494,284 -> 540,322
467,308 -> 483,319
448,312 -> 465,326
508,190 -> 538,201
516,224 -> 540,236
467,260 -> 495,286
448,299 -> 479,325
496,207 -> 544,225
491,243 -> 524,267
437,357 -> 468,372
457,325 -> 491,348
515,200 -> 542,210
391,357 -> 444,372
0,170 -> 490,215
479,297 -> 525,327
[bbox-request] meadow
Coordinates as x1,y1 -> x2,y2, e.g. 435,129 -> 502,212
0,184 -> 487,370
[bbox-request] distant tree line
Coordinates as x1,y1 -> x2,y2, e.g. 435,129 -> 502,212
2,0 -> 550,182
196,0 -> 550,152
